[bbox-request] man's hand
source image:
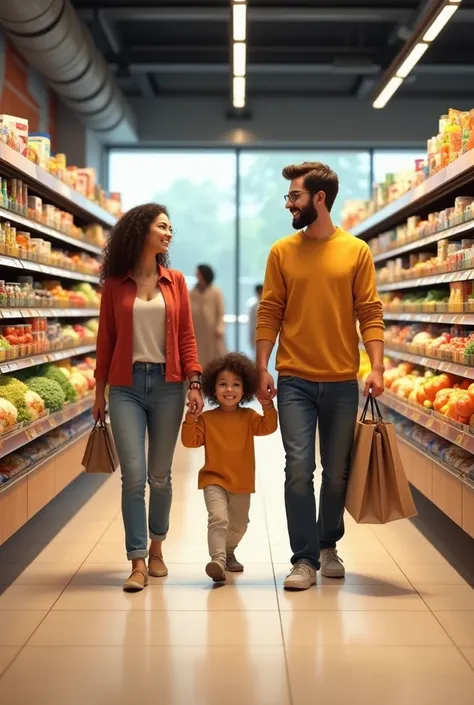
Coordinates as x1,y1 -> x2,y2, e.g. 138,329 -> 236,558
258,369 -> 277,403
187,388 -> 204,415
364,367 -> 384,398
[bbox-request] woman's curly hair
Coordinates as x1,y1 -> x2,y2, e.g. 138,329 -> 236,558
202,353 -> 258,406
101,203 -> 170,282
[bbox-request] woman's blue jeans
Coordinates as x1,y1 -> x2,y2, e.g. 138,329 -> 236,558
108,363 -> 185,560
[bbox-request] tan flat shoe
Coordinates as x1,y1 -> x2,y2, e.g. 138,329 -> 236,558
148,554 -> 168,578
123,568 -> 148,592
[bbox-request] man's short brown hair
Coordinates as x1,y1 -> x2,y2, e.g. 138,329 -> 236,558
282,161 -> 339,212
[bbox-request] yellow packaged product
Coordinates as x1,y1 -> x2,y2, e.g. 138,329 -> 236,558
461,109 -> 474,154
447,108 -> 462,164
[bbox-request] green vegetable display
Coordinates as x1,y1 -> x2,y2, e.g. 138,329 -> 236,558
0,376 -> 32,423
41,365 -> 78,402
27,377 -> 66,413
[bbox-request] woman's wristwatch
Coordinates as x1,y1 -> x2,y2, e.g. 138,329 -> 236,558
189,379 -> 202,391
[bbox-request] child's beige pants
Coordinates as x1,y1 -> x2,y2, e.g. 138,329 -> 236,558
204,485 -> 251,566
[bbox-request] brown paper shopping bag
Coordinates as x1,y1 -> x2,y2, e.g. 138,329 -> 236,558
82,419 -> 119,474
345,396 -> 417,524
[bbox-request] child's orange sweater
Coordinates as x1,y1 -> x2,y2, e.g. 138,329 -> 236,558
181,405 -> 278,493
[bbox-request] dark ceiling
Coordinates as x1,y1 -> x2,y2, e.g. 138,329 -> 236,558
72,0 -> 474,103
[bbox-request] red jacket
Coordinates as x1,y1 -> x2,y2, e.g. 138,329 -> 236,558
94,267 -> 201,386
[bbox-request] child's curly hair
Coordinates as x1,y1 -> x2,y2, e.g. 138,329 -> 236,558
202,353 -> 258,406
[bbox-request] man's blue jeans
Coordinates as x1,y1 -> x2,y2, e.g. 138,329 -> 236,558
108,363 -> 185,560
277,377 -> 359,569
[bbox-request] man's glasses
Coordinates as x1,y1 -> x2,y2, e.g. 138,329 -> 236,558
284,190 -> 312,203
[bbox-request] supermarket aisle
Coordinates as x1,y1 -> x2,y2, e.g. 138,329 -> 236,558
0,430 -> 474,705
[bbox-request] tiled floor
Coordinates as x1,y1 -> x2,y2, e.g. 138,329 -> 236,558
0,429 -> 474,704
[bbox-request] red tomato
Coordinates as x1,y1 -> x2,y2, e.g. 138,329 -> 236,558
456,394 -> 474,420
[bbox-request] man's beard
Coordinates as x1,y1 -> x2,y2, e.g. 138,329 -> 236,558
291,202 -> 318,230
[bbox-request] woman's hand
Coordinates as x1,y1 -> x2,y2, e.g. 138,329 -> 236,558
187,387 -> 204,416
93,393 -> 106,422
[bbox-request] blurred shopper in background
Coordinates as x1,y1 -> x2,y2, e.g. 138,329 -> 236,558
248,284 -> 263,353
256,162 -> 384,591
190,264 -> 227,367
94,203 -> 203,593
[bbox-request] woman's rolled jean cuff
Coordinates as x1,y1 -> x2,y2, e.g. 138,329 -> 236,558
127,549 -> 148,561
150,531 -> 167,542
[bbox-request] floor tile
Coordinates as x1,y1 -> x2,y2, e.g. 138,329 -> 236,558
0,647 -> 20,676
8,563 -> 79,588
71,562 -> 275,587
31,543 -> 93,565
287,646 -> 474,705
28,609 -> 283,647
399,562 -> 469,587
277,584 -> 427,611
0,611 -> 47,646
52,584 -> 279,611
0,585 -> 65,611
0,646 -> 291,705
280,610 -> 452,646
416,584 -> 474,611
434,611 -> 474,646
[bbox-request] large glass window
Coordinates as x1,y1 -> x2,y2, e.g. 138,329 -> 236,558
373,150 -> 425,184
108,150 -> 237,351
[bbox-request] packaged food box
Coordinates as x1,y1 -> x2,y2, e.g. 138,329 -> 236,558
28,196 -> 42,221
77,168 -> 96,200
28,133 -> 51,169
0,115 -> 29,155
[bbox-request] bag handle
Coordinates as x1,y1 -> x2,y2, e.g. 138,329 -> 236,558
360,393 -> 383,422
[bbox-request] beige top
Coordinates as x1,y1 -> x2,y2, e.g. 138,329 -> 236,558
190,284 -> 226,368
132,293 -> 166,364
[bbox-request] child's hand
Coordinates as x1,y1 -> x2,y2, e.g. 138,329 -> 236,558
185,407 -> 199,422
260,398 -> 274,408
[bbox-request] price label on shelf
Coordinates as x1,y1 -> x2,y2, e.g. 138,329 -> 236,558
0,364 -> 9,374
455,433 -> 464,446
8,362 -> 18,372
9,310 -> 21,318
27,263 -> 41,272
1,310 -> 12,318
48,417 -> 56,428
426,417 -> 434,428
25,427 -> 38,441
411,412 -> 420,423
460,271 -> 472,281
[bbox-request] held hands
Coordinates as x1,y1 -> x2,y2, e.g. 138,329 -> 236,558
258,369 -> 277,405
364,367 -> 385,398
187,387 -> 204,417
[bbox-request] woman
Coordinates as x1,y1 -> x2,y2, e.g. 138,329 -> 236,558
190,264 -> 226,368
93,203 -> 204,592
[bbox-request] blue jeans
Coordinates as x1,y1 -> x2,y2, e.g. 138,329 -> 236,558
277,377 -> 359,569
108,363 -> 185,560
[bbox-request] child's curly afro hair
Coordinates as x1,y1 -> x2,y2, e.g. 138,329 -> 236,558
202,353 -> 258,406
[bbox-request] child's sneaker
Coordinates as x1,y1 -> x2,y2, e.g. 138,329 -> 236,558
226,551 -> 244,572
206,560 -> 226,583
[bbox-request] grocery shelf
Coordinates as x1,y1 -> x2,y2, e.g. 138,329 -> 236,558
353,149 -> 474,240
377,390 -> 474,454
0,343 -> 96,375
383,312 -> 474,325
398,434 -> 474,492
383,346 -> 474,380
0,143 -> 116,228
372,219 -> 474,264
0,253 -> 100,284
378,269 -> 474,292
0,394 -> 93,463
0,205 -> 103,255
0,308 -> 99,319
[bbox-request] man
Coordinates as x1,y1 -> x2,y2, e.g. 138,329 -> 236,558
256,161 -> 384,590
248,284 -> 263,353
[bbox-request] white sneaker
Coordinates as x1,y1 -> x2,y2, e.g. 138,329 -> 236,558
283,562 -> 317,590
320,548 -> 345,578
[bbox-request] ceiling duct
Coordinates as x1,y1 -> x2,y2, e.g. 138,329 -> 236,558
0,0 -> 136,136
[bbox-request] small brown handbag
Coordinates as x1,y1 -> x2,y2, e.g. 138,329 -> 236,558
82,419 -> 119,474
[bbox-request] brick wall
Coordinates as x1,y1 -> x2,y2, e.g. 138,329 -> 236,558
0,32 -> 58,149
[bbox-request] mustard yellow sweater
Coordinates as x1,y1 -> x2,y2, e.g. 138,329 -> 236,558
256,228 -> 384,382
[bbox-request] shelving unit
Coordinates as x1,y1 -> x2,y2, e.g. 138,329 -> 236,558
356,154 -> 474,534
0,143 -> 110,546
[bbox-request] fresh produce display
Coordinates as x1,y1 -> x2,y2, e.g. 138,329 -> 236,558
43,364 -> 78,402
384,323 -> 474,364
0,317 -> 97,361
0,410 -> 93,485
0,397 -> 18,431
0,277 -> 100,309
0,376 -> 34,423
24,377 -> 65,413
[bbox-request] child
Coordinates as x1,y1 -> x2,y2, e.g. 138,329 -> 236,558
181,352 -> 278,583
